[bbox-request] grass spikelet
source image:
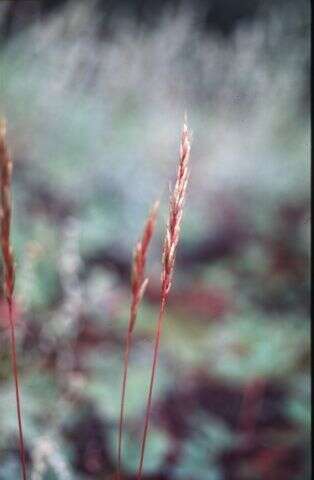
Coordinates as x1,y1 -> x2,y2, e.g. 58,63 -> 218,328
0,120 -> 15,301
117,201 -> 159,479
137,119 -> 191,479
0,119 -> 27,480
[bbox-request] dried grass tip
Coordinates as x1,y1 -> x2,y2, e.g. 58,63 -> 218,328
0,119 -> 15,301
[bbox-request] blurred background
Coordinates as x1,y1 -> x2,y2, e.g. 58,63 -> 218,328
0,1 -> 310,479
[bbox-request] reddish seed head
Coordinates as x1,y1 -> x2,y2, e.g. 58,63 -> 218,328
130,201 -> 159,331
117,200 -> 159,478
0,120 -> 27,480
0,119 -> 15,302
162,120 -> 191,296
137,118 -> 192,479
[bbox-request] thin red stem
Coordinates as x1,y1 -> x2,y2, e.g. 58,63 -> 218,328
137,297 -> 166,480
117,323 -> 133,479
7,298 -> 27,480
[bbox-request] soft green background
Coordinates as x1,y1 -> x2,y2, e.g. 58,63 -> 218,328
0,2 -> 310,479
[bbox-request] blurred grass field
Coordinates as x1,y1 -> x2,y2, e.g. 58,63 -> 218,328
0,1 -> 310,479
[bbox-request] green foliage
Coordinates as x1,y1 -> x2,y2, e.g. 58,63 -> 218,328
0,3 -> 310,479
285,374 -> 311,429
170,413 -> 235,480
83,346 -> 172,420
108,425 -> 170,475
0,371 -> 60,448
14,217 -> 60,308
162,310 -> 310,383
0,455 -> 20,480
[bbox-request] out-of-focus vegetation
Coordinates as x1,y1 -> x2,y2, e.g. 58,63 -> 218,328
0,1 -> 310,479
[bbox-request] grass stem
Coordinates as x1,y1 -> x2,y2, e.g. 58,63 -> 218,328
8,298 -> 27,480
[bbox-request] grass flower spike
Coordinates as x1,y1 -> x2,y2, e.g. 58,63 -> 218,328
0,120 -> 15,301
137,119 -> 191,479
162,119 -> 191,298
117,201 -> 159,479
130,201 -> 159,332
0,119 -> 27,480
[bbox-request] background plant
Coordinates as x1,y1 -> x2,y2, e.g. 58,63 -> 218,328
0,1 -> 310,479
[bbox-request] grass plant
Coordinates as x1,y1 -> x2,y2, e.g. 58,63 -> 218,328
0,119 -> 27,480
117,201 -> 159,479
137,119 -> 191,479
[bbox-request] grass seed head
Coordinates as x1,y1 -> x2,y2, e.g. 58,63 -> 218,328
0,119 -> 15,302
162,119 -> 191,296
130,200 -> 159,330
